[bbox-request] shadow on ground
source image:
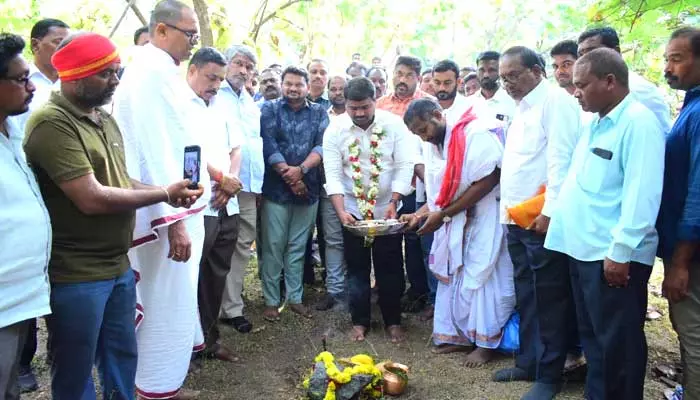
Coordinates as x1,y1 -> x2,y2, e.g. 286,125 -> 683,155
24,259 -> 679,400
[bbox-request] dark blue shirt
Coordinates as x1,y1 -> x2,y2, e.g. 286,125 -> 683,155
307,93 -> 332,111
657,86 -> 700,260
260,98 -> 328,205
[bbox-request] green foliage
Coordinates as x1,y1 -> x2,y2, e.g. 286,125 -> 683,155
585,0 -> 699,84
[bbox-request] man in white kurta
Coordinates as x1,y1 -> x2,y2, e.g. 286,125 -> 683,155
402,98 -> 515,366
111,2 -> 209,398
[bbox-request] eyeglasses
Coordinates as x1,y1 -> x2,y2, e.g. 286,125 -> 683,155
164,23 -> 200,45
0,75 -> 31,87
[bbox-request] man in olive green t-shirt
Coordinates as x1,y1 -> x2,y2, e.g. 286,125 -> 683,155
22,33 -> 203,400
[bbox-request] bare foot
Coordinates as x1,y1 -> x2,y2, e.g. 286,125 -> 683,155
350,325 -> 366,342
418,305 -> 435,321
288,303 -> 313,319
262,306 -> 280,322
386,325 -> 407,343
431,344 -> 471,354
464,347 -> 494,368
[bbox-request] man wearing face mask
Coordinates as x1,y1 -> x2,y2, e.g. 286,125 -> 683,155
218,45 -> 262,336
470,51 -> 516,128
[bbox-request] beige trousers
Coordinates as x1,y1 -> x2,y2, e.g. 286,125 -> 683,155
220,192 -> 257,318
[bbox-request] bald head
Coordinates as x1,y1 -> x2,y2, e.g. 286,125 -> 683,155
576,47 -> 628,88
573,47 -> 630,115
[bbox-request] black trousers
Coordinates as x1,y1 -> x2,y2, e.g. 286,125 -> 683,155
19,319 -> 36,370
569,257 -> 650,400
343,230 -> 404,327
506,225 -> 573,384
198,212 -> 240,349
398,192 -> 429,298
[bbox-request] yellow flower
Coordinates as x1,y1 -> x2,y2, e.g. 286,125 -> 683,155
323,381 -> 337,400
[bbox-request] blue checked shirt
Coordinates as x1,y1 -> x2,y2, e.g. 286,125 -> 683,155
260,98 -> 329,205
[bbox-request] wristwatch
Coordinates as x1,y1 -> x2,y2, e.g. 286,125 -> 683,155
299,165 -> 309,175
441,211 -> 452,223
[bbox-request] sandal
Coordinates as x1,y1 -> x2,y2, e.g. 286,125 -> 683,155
262,306 -> 280,322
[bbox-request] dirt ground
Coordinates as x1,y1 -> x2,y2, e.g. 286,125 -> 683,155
24,258 -> 680,400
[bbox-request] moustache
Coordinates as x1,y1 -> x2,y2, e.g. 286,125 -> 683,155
395,83 -> 408,90
265,86 -> 279,92
665,73 -> 679,82
24,93 -> 34,104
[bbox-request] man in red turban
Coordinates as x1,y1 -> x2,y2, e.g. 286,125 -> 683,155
23,32 -> 204,400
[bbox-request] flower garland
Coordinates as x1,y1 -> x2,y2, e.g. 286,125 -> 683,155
349,126 -> 385,221
303,351 -> 383,400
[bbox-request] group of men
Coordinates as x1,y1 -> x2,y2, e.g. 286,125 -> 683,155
0,0 -> 699,398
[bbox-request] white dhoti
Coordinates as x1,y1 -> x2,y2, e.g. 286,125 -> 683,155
112,43 -> 212,399
424,119 -> 515,349
130,211 -> 205,399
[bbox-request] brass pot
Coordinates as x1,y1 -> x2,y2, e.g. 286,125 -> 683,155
377,362 -> 409,396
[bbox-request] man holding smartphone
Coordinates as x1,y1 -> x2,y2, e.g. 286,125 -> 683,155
23,32 -> 203,400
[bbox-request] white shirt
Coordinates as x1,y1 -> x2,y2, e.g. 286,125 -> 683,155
216,81 -> 263,194
443,94 -> 474,126
0,117 -> 51,328
629,71 -> 672,134
469,87 -> 516,128
190,89 -> 242,217
113,44 -> 211,241
11,62 -> 60,134
500,80 -> 582,223
323,110 -> 415,219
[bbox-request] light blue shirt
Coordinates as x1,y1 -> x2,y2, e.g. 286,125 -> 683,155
0,117 -> 52,328
545,94 -> 665,266
216,81 -> 263,194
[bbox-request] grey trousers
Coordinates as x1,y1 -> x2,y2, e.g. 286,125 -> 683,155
0,320 -> 29,400
666,259 -> 700,400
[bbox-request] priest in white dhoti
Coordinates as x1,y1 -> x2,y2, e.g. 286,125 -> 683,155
111,1 -> 209,399
401,98 -> 515,367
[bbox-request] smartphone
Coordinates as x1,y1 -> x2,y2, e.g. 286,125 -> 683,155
183,145 -> 201,189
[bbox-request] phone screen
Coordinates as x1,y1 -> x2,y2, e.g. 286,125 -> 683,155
184,145 -> 201,189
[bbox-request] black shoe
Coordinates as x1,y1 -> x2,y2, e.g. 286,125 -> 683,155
220,316 -> 253,333
18,366 -> 38,393
315,294 -> 337,311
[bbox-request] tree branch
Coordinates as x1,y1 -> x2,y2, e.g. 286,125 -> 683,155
250,0 -> 312,43
192,0 -> 214,47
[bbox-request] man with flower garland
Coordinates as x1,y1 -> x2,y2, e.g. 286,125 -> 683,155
323,77 -> 415,343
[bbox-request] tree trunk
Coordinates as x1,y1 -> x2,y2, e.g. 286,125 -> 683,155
192,0 -> 214,47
